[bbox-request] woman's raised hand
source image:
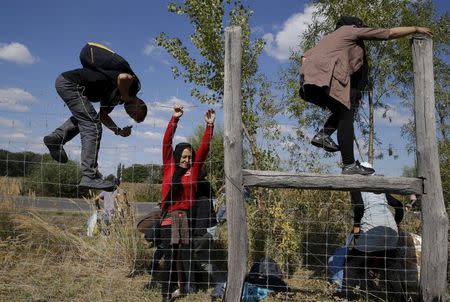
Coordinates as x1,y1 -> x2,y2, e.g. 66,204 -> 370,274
173,105 -> 184,118
205,109 -> 216,125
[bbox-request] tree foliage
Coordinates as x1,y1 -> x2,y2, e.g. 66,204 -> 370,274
121,164 -> 163,184
0,149 -> 52,177
23,160 -> 89,198
189,125 -> 224,192
156,0 -> 281,169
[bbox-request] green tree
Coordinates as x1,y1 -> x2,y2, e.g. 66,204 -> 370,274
116,163 -> 124,180
105,174 -> 116,182
121,164 -> 162,184
189,125 -> 224,192
0,149 -> 53,177
156,1 -> 285,269
23,160 -> 89,198
156,0 -> 281,170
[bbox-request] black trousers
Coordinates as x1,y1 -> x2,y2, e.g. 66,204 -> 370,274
191,234 -> 226,288
301,84 -> 357,165
158,226 -> 192,297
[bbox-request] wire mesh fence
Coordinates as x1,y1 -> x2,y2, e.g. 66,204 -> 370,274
0,99 -> 440,302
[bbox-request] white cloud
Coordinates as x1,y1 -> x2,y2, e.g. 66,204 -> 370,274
134,130 -> 162,140
143,43 -> 157,56
109,108 -> 129,119
0,87 -> 37,112
0,116 -> 23,128
27,142 -> 46,154
0,132 -> 28,141
144,147 -> 160,155
140,116 -> 167,128
374,107 -> 409,127
152,96 -> 194,112
174,135 -> 187,142
263,5 -> 318,61
281,124 -> 314,140
69,149 -> 81,157
143,41 -> 171,65
0,42 -> 37,64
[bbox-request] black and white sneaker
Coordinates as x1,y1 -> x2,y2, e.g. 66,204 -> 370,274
342,161 -> 375,175
44,135 -> 68,163
79,175 -> 115,191
311,132 -> 340,152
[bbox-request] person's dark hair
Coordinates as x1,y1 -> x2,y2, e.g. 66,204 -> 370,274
173,142 -> 196,165
169,142 -> 196,199
124,98 -> 147,123
335,16 -> 367,30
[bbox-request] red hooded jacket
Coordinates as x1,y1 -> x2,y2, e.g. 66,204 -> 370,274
160,116 -> 213,213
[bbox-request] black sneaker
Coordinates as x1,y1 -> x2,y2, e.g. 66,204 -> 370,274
44,135 -> 68,163
79,175 -> 115,190
342,161 -> 375,175
311,132 -> 339,152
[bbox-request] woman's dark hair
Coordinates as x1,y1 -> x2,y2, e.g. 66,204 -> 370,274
173,142 -> 196,165
335,16 -> 367,30
169,142 -> 196,200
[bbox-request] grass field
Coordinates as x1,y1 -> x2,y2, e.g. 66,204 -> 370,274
0,206 -> 342,301
0,177 -> 447,301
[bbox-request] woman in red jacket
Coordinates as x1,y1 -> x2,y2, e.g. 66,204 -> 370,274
158,104 -> 215,302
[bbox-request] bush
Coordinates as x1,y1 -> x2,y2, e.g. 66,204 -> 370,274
22,160 -> 90,198
121,164 -> 162,184
121,182 -> 162,203
247,188 -> 352,276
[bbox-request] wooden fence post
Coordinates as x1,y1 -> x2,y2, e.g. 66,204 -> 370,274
412,35 -> 449,302
223,26 -> 247,302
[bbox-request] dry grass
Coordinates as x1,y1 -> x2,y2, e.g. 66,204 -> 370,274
0,196 -> 339,302
0,176 -> 22,196
0,197 -> 172,302
0,184 -> 445,301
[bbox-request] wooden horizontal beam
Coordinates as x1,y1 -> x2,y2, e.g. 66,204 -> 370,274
243,169 -> 423,195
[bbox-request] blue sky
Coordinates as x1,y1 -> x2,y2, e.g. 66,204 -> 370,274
1,0 -> 449,178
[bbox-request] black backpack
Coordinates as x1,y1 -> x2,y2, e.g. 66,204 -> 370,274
245,257 -> 288,292
79,42 -> 141,96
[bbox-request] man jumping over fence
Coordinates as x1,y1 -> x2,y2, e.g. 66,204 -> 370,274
44,42 -> 147,190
